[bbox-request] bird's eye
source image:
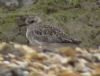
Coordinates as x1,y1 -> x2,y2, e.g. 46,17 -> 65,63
28,20 -> 35,24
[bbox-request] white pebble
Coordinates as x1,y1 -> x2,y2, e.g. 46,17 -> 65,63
79,58 -> 88,64
3,61 -> 10,64
81,72 -> 91,76
23,71 -> 29,76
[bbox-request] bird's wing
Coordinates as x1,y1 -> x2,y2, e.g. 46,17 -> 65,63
26,25 -> 66,42
26,25 -> 81,44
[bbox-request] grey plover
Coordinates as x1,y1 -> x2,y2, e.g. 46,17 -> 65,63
26,16 -> 81,46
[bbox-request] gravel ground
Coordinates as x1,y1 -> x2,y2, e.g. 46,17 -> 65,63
0,42 -> 100,76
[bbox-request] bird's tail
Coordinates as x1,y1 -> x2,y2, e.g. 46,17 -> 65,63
63,38 -> 81,45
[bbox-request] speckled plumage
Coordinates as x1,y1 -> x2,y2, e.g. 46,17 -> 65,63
26,16 -> 81,45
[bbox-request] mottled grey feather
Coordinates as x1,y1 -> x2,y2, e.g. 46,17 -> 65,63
26,23 -> 81,45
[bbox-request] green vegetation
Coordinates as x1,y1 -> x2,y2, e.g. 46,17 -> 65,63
0,0 -> 100,47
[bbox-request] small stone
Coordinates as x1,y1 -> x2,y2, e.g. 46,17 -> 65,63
25,53 -> 47,62
32,62 -> 46,71
61,58 -> 69,64
8,54 -> 16,58
47,54 -> 69,64
8,63 -> 18,68
3,61 -> 10,64
75,62 -> 91,73
93,53 -> 100,62
13,43 -> 37,54
75,47 -> 83,52
23,71 -> 29,76
58,47 -> 76,57
14,61 -> 28,68
21,45 -> 37,54
79,58 -> 88,64
81,72 -> 91,76
11,68 -> 27,76
0,42 -> 7,50
78,53 -> 94,63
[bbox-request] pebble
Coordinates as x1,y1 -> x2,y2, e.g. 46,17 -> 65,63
81,72 -> 91,76
93,53 -> 100,62
23,71 -> 29,76
15,61 -> 28,68
79,58 -> 88,64
11,68 -> 28,76
3,61 -> 10,64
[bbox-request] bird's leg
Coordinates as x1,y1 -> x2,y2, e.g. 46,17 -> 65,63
37,43 -> 47,52
38,43 -> 54,52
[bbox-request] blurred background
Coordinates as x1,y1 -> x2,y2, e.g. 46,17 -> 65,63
0,0 -> 100,48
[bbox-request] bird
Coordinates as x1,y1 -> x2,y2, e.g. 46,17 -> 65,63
25,16 -> 81,48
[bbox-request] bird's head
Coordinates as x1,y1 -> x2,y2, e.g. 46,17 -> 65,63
25,16 -> 41,25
